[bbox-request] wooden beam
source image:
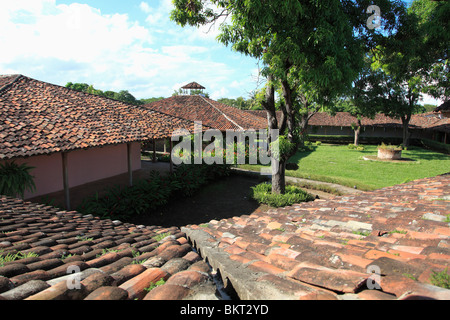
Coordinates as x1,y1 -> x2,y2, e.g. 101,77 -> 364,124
152,139 -> 157,163
62,152 -> 70,210
169,139 -> 173,174
127,143 -> 133,187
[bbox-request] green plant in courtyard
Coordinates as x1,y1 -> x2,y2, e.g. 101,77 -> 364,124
0,161 -> 36,198
251,182 -> 314,208
378,142 -> 402,151
76,164 -> 231,221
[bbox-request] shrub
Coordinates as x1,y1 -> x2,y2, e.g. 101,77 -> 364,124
251,182 -> 315,207
286,163 -> 299,171
347,144 -> 365,151
157,153 -> 171,162
77,164 -> 231,220
0,161 -> 36,198
378,142 -> 402,151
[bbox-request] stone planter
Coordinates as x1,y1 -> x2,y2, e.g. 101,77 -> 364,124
377,147 -> 402,160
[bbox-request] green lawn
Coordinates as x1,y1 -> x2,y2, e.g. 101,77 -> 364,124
239,144 -> 450,191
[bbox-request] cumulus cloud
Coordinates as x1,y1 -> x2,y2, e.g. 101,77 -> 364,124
0,0 -> 258,99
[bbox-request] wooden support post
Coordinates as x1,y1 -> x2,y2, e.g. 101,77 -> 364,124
62,152 -> 70,210
152,139 -> 157,163
169,139 -> 173,174
127,143 -> 133,187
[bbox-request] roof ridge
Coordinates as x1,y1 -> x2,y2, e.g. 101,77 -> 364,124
198,95 -> 244,130
0,74 -> 24,95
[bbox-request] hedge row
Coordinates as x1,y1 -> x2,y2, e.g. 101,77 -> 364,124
76,164 -> 231,221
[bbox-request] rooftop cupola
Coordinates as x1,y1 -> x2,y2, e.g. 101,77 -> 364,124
181,81 -> 206,95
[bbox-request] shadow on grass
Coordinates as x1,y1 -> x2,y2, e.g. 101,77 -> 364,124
287,145 -> 318,164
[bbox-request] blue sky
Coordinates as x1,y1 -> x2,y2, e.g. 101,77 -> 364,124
0,0 -> 260,100
0,0 -> 440,104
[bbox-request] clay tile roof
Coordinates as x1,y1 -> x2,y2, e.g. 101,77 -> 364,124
144,95 -> 268,131
183,174 -> 450,300
0,196 -> 216,300
181,82 -> 205,90
0,75 -> 199,160
307,112 -> 450,133
435,100 -> 450,113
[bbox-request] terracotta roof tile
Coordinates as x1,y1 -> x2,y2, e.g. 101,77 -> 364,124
145,95 -> 268,131
181,82 -> 205,90
183,174 -> 450,300
0,75 -> 199,160
307,111 -> 450,133
0,196 -> 215,300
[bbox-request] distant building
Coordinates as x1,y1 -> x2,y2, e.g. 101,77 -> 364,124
0,75 -> 196,208
145,82 -> 267,131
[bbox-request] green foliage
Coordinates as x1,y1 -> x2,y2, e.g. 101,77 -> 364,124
65,82 -> 143,105
77,164 -> 231,221
429,268 -> 450,289
378,142 -> 402,151
420,139 -> 450,154
144,279 -> 166,292
0,250 -> 39,267
217,97 -> 252,110
348,144 -> 365,151
0,161 -> 36,198
240,144 -> 450,191
251,182 -> 314,208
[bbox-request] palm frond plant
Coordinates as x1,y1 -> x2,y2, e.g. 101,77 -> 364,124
0,161 -> 36,198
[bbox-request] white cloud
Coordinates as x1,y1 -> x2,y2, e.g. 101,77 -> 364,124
0,0 -> 258,99
139,1 -> 151,14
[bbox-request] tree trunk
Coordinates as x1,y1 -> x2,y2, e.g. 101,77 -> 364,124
354,118 -> 362,146
260,75 -> 284,194
271,161 -> 286,194
401,114 -> 411,147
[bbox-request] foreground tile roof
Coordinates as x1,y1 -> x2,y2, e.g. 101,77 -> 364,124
0,197 -> 216,300
0,75 -> 198,160
145,95 -> 268,131
0,174 -> 449,300
183,174 -> 450,300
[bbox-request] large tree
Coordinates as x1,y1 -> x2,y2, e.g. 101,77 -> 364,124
369,0 -> 449,146
410,0 -> 449,101
171,0 -> 401,193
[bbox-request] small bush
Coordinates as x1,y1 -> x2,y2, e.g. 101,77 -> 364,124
77,164 -> 231,220
378,142 -> 402,151
157,153 -> 171,162
0,161 -> 36,198
251,182 -> 315,207
348,144 -> 364,151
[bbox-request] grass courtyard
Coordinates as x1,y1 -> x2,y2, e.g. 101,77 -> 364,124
239,144 -> 450,191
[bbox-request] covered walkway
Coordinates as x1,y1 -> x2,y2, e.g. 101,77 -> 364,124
27,160 -> 171,210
